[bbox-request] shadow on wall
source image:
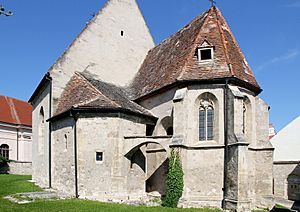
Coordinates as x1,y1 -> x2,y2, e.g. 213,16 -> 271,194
146,158 -> 168,197
287,163 -> 300,201
130,149 -> 146,172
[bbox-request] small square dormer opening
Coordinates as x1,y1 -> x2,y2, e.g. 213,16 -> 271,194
197,40 -> 214,62
198,47 -> 214,62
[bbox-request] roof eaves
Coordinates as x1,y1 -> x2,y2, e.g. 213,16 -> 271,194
29,73 -> 52,103
48,107 -> 157,123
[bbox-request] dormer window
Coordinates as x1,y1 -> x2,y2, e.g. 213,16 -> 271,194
197,40 -> 214,62
199,48 -> 213,61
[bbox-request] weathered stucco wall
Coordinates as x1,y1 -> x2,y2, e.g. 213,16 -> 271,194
76,114 -> 148,201
31,82 -> 51,188
51,117 -> 75,196
49,0 -> 154,111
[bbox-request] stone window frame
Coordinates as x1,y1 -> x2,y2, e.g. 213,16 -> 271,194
196,92 -> 219,143
38,107 -> 45,155
242,96 -> 252,142
199,99 -> 214,141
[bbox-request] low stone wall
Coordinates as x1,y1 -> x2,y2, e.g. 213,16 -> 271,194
0,161 -> 32,175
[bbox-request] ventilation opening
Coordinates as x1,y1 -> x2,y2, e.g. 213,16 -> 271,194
121,30 -> 124,36
96,152 -> 103,161
200,49 -> 212,60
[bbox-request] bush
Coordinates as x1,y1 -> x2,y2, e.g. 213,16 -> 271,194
162,149 -> 184,208
0,155 -> 9,165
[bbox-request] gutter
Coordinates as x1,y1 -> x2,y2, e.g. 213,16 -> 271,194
29,73 -> 52,103
16,128 -> 19,161
48,78 -> 52,188
134,77 -> 262,103
71,111 -> 79,198
48,107 -> 158,124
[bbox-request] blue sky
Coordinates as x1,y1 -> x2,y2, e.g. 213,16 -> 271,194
0,0 -> 299,131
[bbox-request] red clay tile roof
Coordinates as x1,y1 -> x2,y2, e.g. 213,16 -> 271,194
131,7 -> 260,99
55,72 -> 155,118
0,96 -> 32,126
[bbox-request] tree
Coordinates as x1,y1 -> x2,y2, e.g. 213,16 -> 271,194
0,4 -> 13,16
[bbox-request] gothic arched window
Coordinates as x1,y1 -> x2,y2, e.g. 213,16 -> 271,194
242,102 -> 247,134
0,144 -> 9,160
38,107 -> 45,154
199,100 -> 214,141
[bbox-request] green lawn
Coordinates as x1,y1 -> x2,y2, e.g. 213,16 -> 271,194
0,174 -> 221,212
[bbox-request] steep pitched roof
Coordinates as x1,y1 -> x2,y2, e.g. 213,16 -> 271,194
131,6 -> 260,100
271,116 -> 300,161
55,72 -> 155,119
0,96 -> 32,127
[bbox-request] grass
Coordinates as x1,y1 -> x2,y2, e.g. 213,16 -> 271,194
0,174 -> 221,212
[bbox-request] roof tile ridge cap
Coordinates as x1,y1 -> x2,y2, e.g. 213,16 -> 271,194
75,72 -> 120,108
213,7 -> 234,76
177,9 -> 211,80
153,9 -> 209,53
6,96 -> 21,125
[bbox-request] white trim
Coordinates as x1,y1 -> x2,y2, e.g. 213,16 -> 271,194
198,47 -> 214,63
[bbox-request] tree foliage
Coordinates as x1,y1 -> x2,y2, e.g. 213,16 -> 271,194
0,155 -> 9,164
0,4 -> 13,16
162,149 -> 184,208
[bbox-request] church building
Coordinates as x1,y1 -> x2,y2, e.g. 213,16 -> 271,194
29,0 -> 274,211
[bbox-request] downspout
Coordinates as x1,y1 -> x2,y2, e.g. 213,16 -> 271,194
71,110 -> 79,198
222,79 -> 229,209
16,128 -> 19,161
48,75 -> 52,188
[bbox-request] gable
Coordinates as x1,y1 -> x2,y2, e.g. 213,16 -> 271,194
31,0 -> 154,113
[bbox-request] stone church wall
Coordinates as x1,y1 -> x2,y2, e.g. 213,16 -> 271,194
51,117 -> 75,196
31,82 -> 51,188
48,0 -> 154,111
76,115 -> 147,201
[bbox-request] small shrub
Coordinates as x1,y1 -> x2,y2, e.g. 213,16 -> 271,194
162,149 -> 184,208
0,155 -> 9,165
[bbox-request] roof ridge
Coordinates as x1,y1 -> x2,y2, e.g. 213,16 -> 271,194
214,7 -> 255,77
76,72 -> 121,108
178,8 -> 211,79
149,9 -> 209,55
213,7 -> 234,76
6,96 -> 21,125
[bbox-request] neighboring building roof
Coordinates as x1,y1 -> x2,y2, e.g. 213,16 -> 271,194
0,96 -> 32,127
271,116 -> 300,161
131,6 -> 260,100
55,72 -> 155,119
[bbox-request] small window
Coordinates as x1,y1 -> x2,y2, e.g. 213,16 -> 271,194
198,48 -> 213,62
0,144 -> 9,160
121,30 -> 124,36
96,152 -> 103,162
